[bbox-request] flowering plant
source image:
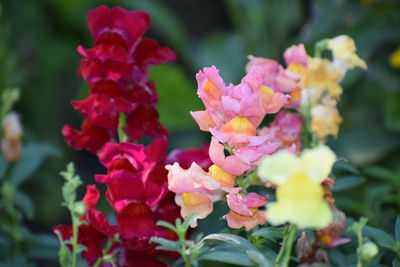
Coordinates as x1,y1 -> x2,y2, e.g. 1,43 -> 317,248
50,5 -> 400,267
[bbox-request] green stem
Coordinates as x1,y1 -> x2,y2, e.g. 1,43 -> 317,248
177,231 -> 191,267
93,234 -> 120,267
356,227 -> 363,267
71,216 -> 79,267
274,224 -> 297,267
117,113 -> 127,142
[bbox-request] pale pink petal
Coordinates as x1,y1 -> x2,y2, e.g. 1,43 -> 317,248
190,110 -> 218,131
196,66 -> 227,108
209,137 -> 250,175
275,66 -> 301,93
227,193 -> 253,215
241,66 -> 265,92
283,44 -> 308,67
225,210 -> 267,231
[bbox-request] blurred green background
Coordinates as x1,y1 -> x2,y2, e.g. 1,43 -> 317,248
1,0 -> 400,265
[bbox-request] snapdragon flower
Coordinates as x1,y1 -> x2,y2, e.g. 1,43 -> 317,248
258,145 -> 336,229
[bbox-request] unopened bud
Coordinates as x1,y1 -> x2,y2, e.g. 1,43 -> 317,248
361,241 -> 378,262
1,138 -> 22,162
2,112 -> 23,142
73,201 -> 87,217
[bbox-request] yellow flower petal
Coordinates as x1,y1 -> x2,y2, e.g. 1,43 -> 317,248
328,35 -> 367,70
300,145 -> 336,183
389,47 -> 400,68
257,151 -> 300,185
267,173 -> 332,229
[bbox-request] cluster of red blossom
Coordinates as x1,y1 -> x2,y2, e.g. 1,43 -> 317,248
54,6 -> 211,266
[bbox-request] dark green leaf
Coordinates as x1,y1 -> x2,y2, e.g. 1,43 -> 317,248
199,250 -> 254,266
396,216 -> 400,241
385,92 -> 400,132
251,227 -> 283,242
245,250 -> 271,267
333,175 -> 366,192
393,257 -> 400,267
10,142 -> 59,187
201,233 -> 256,251
363,225 -> 396,250
0,156 -> 7,181
27,234 -> 59,260
14,191 -> 34,219
149,64 -> 203,130
333,160 -> 359,175
129,0 -> 189,61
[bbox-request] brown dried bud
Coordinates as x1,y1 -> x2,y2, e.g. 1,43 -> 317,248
2,112 -> 23,142
1,138 -> 22,162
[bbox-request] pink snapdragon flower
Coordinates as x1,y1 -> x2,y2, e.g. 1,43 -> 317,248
224,192 -> 268,231
283,44 -> 308,67
209,137 -> 279,176
166,161 -> 239,226
258,110 -> 302,153
191,66 -> 286,148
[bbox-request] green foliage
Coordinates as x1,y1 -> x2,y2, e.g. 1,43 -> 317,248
56,162 -> 86,267
150,64 -> 203,130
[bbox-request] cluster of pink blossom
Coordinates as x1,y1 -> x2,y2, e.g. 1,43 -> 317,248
166,45 -> 306,230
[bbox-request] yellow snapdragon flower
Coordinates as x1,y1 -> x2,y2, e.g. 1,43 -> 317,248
328,35 -> 367,70
257,146 -> 335,229
307,57 -> 343,100
389,47 -> 400,68
311,97 -> 343,140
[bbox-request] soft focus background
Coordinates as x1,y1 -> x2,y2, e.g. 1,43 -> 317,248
1,0 -> 400,265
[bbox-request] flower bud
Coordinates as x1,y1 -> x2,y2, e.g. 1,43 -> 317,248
2,112 -> 23,142
1,138 -> 22,162
73,201 -> 87,217
361,241 -> 378,263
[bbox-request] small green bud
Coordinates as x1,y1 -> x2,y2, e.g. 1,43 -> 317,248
73,201 -> 86,217
1,181 -> 15,201
361,241 -> 378,263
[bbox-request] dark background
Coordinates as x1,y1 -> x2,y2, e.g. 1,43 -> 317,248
0,0 -> 399,265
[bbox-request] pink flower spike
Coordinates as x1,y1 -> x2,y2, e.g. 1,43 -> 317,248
283,44 -> 308,67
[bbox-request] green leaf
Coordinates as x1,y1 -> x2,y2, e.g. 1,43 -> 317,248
363,166 -> 399,185
10,142 -> 59,187
14,191 -> 34,219
200,234 -> 272,266
393,257 -> 400,267
363,225 -> 396,250
199,250 -> 254,266
245,250 -> 271,267
151,237 -> 181,253
156,220 -> 177,232
27,234 -> 59,260
201,233 -> 256,251
128,0 -> 189,61
385,92 -> 400,132
182,213 -> 197,231
333,160 -> 359,175
333,175 -> 366,192
396,216 -> 400,241
0,156 -> 7,181
251,227 -> 283,242
149,64 -> 203,130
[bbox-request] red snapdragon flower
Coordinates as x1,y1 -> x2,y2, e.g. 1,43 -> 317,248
63,5 -> 175,154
